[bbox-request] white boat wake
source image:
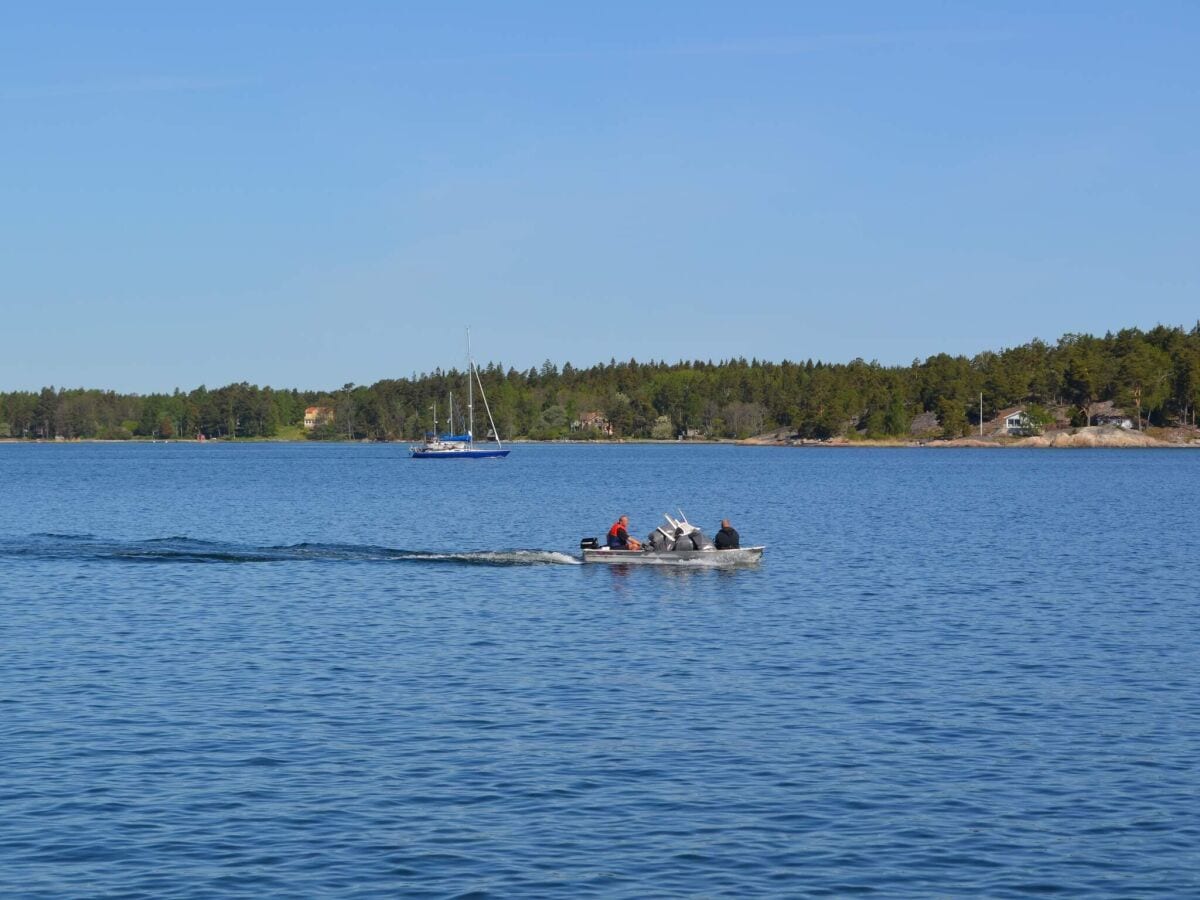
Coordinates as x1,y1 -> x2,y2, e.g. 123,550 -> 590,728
3,536 -> 583,567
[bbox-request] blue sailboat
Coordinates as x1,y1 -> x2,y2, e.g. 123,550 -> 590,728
410,330 -> 510,459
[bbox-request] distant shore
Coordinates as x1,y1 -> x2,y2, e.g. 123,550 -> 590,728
4,426 -> 1199,448
739,425 -> 1200,449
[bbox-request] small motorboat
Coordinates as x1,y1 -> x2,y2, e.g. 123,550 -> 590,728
580,512 -> 764,566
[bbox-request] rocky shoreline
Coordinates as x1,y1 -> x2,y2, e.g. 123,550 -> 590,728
740,425 -> 1200,449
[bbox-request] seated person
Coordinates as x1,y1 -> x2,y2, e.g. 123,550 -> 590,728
606,515 -> 642,550
714,519 -> 740,550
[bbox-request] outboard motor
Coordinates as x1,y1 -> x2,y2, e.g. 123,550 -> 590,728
673,529 -> 696,551
648,526 -> 675,551
659,510 -> 716,551
580,537 -> 599,550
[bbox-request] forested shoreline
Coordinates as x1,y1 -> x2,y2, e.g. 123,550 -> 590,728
3,325 -> 1199,442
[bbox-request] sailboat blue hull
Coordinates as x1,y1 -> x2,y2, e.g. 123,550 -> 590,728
415,330 -> 510,460
410,447 -> 510,459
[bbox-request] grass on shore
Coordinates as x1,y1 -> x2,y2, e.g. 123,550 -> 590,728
269,424 -> 306,441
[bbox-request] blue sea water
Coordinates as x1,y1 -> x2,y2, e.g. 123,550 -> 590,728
1,441 -> 1198,898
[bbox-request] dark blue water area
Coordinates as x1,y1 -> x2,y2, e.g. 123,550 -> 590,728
1,442 -> 1198,897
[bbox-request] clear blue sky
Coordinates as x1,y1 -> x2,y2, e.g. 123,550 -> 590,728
2,2 -> 1197,392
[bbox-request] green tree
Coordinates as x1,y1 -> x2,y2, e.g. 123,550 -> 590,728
1116,340 -> 1171,429
650,415 -> 674,440
1023,404 -> 1054,435
936,397 -> 970,438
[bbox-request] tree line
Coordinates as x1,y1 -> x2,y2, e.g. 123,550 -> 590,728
3,324 -> 1199,441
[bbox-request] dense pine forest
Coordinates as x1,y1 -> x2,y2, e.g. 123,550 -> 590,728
3,325 -> 1199,442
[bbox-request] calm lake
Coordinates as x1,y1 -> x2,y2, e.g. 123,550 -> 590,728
2,442 -> 1197,897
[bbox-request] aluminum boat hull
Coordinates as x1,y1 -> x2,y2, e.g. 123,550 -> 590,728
581,546 -> 764,566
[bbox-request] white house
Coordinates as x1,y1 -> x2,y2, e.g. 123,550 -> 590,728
1001,409 -> 1032,436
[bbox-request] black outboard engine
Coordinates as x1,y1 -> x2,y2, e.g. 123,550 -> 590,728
647,511 -> 720,553
580,537 -> 599,550
648,528 -> 674,551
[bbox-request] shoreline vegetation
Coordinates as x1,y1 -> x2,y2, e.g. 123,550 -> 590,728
741,424 -> 1199,449
4,323 -> 1200,448
4,425 -> 1197,449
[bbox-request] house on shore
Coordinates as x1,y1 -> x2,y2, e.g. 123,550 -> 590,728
304,406 -> 334,430
572,411 -> 613,436
986,406 -> 1034,437
1088,401 -> 1134,429
1003,409 -> 1033,435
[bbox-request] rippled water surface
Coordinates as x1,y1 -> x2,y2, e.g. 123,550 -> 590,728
2,442 -> 1198,897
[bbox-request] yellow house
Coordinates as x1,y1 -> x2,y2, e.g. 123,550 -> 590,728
304,406 -> 334,430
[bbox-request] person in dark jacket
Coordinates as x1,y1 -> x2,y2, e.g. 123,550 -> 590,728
714,519 -> 740,550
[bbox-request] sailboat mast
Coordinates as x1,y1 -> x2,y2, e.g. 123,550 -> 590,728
467,327 -> 474,443
410,329 -> 508,458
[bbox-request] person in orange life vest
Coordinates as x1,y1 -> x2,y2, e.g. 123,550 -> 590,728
606,515 -> 642,550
